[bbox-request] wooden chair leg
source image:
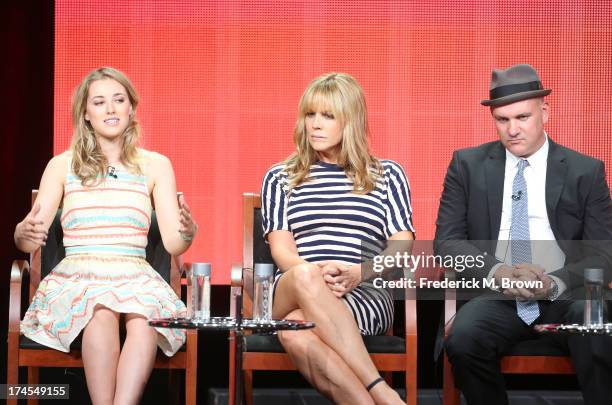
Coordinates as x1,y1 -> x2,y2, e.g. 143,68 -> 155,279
185,364 -> 197,405
185,330 -> 198,405
6,340 -> 18,405
168,370 -> 181,405
405,366 -> 417,405
228,331 -> 237,405
228,375 -> 235,405
244,370 -> 253,405
405,334 -> 418,405
443,352 -> 461,405
27,367 -> 40,405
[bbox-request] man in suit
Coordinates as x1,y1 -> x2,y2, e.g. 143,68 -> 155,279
435,64 -> 612,405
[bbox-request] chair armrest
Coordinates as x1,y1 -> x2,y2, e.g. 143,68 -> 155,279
444,269 -> 457,337
182,262 -> 193,313
242,266 -> 254,318
230,264 -> 243,317
8,260 -> 29,386
168,254 -> 183,299
231,264 -> 243,288
177,262 -> 199,349
403,269 -> 417,339
9,260 -> 30,334
404,298 -> 417,339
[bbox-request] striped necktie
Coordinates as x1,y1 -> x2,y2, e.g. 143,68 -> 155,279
511,159 -> 540,325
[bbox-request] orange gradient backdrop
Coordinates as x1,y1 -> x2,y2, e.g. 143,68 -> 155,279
54,0 -> 612,284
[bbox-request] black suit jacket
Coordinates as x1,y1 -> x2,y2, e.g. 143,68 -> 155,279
434,138 -> 612,291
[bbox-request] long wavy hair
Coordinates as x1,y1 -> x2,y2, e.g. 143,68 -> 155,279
70,67 -> 142,185
284,72 -> 381,193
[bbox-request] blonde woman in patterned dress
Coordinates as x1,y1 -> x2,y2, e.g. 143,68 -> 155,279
262,73 -> 414,404
14,67 -> 197,405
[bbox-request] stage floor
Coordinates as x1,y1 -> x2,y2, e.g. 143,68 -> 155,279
208,388 -> 584,405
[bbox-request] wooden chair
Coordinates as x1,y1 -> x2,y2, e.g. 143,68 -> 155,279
228,192 -> 417,405
442,271 -> 574,405
7,191 -> 198,405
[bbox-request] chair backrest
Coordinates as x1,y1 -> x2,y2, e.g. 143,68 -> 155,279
241,193 -> 275,317
252,209 -> 275,266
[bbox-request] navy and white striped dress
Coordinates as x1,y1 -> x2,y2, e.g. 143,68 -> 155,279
261,160 -> 415,335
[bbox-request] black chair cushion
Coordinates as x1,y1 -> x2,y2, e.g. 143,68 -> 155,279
505,338 -> 568,357
362,335 -> 406,353
244,334 -> 406,354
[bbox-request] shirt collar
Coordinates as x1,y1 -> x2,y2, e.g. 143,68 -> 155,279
505,132 -> 549,174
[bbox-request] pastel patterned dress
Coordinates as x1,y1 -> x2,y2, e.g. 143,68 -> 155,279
21,163 -> 187,356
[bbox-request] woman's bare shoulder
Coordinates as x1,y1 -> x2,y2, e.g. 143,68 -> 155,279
138,149 -> 173,181
46,151 -> 71,172
137,148 -> 167,163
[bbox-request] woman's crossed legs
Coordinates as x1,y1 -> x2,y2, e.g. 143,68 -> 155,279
273,263 -> 404,405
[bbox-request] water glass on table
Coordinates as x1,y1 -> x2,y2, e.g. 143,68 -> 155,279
191,262 -> 211,321
584,268 -> 604,327
253,263 -> 274,322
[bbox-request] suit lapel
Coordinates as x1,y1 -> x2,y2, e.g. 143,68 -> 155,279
546,139 -> 567,237
485,143 -> 506,240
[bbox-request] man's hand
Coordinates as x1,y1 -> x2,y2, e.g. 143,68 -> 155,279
513,264 -> 553,299
494,264 -> 547,300
494,265 -> 533,299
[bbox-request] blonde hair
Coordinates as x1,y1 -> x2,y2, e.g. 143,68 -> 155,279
70,67 -> 142,185
285,72 -> 381,193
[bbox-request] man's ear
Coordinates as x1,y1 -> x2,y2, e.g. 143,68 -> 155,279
541,100 -> 550,124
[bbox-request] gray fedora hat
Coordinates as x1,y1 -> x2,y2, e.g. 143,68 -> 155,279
481,64 -> 551,107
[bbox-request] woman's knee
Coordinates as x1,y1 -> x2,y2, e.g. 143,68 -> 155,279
289,263 -> 325,296
278,329 -> 315,353
278,309 -> 306,347
83,309 -> 120,356
86,307 -> 120,333
125,314 -> 158,342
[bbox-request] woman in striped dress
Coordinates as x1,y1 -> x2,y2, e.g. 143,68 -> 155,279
15,67 -> 197,405
261,73 -> 415,405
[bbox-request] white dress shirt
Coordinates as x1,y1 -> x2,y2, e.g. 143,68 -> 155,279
488,135 -> 566,297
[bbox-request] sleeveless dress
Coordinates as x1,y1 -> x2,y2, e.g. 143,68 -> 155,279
21,160 -> 187,356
